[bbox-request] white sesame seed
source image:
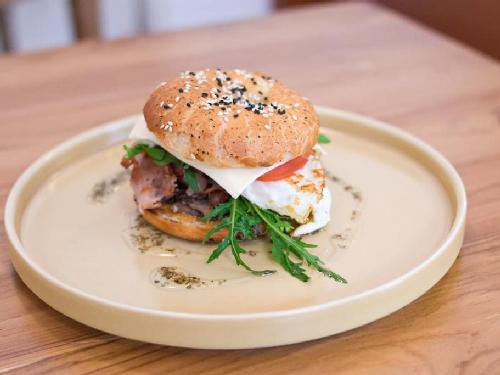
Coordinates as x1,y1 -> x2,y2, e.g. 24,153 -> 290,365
292,115 -> 298,121
293,103 -> 300,108
160,101 -> 165,107
167,121 -> 173,126
190,153 -> 196,160
264,124 -> 271,130
175,96 -> 180,102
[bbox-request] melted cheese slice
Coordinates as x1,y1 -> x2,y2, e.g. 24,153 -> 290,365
128,116 -> 283,198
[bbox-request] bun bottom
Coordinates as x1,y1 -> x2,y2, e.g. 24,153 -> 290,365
142,204 -> 227,242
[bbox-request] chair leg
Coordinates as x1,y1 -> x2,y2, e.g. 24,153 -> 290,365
71,0 -> 99,39
0,6 -> 10,51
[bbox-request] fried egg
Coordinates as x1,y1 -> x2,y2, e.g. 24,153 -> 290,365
242,152 -> 331,236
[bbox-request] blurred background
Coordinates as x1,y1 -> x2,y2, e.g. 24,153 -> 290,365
0,0 -> 499,61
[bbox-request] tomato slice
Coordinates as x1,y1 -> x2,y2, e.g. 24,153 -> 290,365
257,155 -> 309,182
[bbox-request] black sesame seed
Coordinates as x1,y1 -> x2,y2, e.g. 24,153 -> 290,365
178,88 -> 184,93
234,114 -> 239,118
263,96 -> 268,101
278,109 -> 286,115
258,90 -> 263,95
201,92 -> 208,98
189,71 -> 195,76
186,102 -> 191,107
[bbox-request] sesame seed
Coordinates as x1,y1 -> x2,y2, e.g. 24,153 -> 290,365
175,96 -> 180,102
264,124 -> 271,130
292,115 -> 298,121
190,153 -> 196,160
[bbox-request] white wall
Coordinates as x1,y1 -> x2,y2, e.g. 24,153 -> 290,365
143,0 -> 272,32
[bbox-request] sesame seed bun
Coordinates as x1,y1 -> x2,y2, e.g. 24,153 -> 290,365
143,69 -> 319,168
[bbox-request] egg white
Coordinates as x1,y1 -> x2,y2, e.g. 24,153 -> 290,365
242,153 -> 331,236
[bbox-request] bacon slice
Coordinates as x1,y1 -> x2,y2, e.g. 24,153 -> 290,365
126,154 -> 177,212
122,152 -> 231,215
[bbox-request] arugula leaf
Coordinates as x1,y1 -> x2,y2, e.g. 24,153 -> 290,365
123,143 -> 199,192
144,147 -> 166,161
124,144 -> 147,159
183,167 -> 200,192
202,201 -> 231,222
203,198 -> 275,276
318,134 -> 331,144
203,196 -> 347,283
252,202 -> 346,283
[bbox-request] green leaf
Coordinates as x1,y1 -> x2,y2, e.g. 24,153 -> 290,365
183,167 -> 199,192
202,201 -> 232,221
205,198 -> 276,276
203,217 -> 230,244
152,153 -> 178,166
318,134 -> 331,144
207,237 -> 230,263
123,144 -> 146,159
144,147 -> 166,161
249,199 -> 346,283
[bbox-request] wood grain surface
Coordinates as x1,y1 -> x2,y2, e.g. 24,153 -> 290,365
1,2 -> 500,374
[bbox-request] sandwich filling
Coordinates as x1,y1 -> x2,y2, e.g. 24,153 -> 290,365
125,117 -> 331,237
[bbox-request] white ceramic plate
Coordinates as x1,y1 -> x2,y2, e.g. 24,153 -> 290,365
4,107 -> 466,349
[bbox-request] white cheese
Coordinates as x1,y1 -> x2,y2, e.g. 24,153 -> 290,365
128,116 -> 282,198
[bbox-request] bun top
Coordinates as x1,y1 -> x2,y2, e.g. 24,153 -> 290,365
143,69 -> 319,168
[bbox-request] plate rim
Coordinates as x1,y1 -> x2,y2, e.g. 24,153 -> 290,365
4,106 -> 467,323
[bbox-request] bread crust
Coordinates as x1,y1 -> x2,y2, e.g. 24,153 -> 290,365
143,69 -> 319,168
142,204 -> 227,242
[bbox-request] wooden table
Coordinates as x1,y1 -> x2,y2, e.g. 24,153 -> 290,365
1,2 -> 499,373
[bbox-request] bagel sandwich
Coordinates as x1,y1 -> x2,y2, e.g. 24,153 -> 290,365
121,69 -> 345,283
